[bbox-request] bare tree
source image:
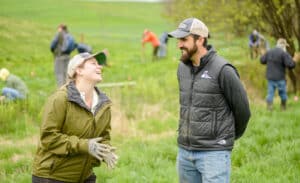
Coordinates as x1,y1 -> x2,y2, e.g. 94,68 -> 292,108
294,0 -> 300,49
255,0 -> 296,54
255,0 -> 300,94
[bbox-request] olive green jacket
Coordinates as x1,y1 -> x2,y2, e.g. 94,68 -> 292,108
32,82 -> 112,183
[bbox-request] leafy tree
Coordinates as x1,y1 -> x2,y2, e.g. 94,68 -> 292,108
164,0 -> 300,92
164,0 -> 299,53
163,0 -> 260,36
254,0 -> 300,94
255,0 -> 298,54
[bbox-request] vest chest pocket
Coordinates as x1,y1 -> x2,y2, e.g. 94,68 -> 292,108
193,77 -> 220,93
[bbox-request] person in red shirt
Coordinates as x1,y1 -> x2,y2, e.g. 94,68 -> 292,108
142,29 -> 160,61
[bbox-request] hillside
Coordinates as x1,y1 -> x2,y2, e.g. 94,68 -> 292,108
0,0 -> 299,182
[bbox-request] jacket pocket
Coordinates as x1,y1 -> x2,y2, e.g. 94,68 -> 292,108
91,158 -> 101,167
50,156 -> 66,174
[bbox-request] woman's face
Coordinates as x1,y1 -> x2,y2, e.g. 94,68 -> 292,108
77,58 -> 103,83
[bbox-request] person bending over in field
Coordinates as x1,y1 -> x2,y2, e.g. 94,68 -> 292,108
142,29 -> 160,61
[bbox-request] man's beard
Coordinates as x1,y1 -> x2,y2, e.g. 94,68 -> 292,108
180,43 -> 198,63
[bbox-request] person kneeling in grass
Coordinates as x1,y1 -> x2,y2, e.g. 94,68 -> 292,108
0,68 -> 28,102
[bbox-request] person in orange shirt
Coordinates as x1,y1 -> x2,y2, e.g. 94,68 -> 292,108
142,29 -> 160,61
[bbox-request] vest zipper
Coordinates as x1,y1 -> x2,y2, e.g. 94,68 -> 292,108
187,73 -> 195,147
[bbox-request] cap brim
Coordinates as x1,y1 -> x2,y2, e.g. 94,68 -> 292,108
168,29 -> 190,38
92,52 -> 107,65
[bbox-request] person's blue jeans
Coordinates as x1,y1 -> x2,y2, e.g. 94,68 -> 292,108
177,147 -> 231,183
266,80 -> 287,103
2,87 -> 24,101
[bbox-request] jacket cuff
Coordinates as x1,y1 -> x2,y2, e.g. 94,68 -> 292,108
78,139 -> 89,154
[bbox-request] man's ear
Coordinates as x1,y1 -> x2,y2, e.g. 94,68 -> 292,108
196,37 -> 204,47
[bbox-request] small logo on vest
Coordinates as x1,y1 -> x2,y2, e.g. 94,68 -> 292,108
217,139 -> 226,145
201,70 -> 212,79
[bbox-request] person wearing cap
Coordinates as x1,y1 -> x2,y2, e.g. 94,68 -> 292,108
168,17 -> 251,183
260,38 -> 296,111
0,68 -> 28,102
142,29 -> 160,61
248,29 -> 267,59
32,52 -> 118,183
50,24 -> 76,87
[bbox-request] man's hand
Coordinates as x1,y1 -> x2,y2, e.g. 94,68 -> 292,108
293,52 -> 300,63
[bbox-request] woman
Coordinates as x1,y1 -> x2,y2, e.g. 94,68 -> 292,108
32,52 -> 118,183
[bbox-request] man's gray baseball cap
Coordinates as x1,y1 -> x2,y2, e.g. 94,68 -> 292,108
168,18 -> 209,38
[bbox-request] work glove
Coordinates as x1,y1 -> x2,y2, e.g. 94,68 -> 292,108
103,146 -> 119,169
88,137 -> 110,161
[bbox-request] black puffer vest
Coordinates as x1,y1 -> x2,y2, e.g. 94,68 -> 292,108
177,50 -> 235,151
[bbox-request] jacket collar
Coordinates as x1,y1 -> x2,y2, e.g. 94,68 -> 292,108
66,81 -> 111,114
186,45 -> 216,74
201,45 -> 216,63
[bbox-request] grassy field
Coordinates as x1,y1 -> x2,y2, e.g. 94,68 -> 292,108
0,0 -> 299,182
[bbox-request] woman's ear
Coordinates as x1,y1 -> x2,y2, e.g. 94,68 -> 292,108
75,67 -> 83,77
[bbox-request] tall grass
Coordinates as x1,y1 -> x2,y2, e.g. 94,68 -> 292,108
0,0 -> 299,182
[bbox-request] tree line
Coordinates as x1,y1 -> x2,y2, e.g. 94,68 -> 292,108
164,0 -> 299,54
164,0 -> 300,92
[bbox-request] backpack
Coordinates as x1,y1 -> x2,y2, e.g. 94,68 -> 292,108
61,33 -> 77,54
77,43 -> 92,53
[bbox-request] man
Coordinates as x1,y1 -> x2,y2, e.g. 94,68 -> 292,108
142,29 -> 160,61
260,38 -> 296,111
168,17 -> 251,183
249,29 -> 267,59
50,24 -> 76,87
0,68 -> 28,102
157,31 -> 169,58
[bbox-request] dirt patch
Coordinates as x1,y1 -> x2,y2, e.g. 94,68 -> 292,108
144,130 -> 175,141
0,135 -> 38,146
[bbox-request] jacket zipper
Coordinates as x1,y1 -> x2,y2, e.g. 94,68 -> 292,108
79,102 -> 111,182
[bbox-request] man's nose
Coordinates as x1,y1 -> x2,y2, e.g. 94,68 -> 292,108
177,41 -> 183,48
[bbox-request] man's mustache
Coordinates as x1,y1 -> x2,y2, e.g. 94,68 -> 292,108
180,47 -> 188,52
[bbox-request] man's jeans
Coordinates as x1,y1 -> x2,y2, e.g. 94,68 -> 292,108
177,147 -> 231,183
2,87 -> 24,100
266,80 -> 287,103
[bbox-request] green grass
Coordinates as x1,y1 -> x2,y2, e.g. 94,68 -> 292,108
0,0 -> 299,182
